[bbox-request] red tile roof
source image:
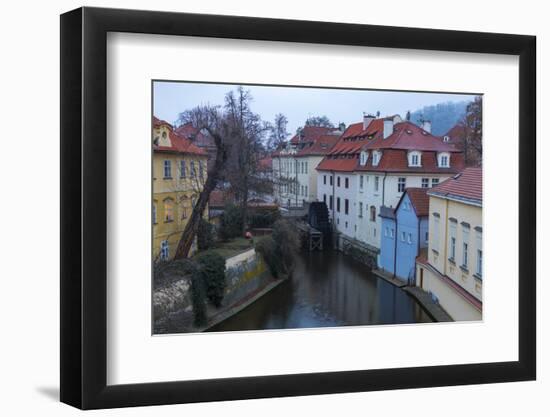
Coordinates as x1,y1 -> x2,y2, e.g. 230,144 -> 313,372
428,167 -> 482,205
327,119 -> 385,156
296,134 -> 340,156
290,126 -> 337,144
317,119 -> 464,174
153,116 -> 207,156
402,188 -> 430,217
175,123 -> 216,150
316,154 -> 360,172
366,122 -> 459,152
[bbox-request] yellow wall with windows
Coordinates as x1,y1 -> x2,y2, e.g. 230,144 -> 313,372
420,194 -> 482,320
152,150 -> 208,261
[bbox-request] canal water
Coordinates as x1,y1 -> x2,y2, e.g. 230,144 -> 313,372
208,250 -> 432,332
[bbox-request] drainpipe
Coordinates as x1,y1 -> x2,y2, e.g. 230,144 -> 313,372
381,172 -> 388,206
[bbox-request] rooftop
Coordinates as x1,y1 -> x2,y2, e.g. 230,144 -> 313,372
428,167 -> 483,206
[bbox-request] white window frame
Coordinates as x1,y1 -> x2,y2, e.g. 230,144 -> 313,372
163,160 -> 171,178
408,151 -> 422,167
438,152 -> 450,168
398,177 -> 406,193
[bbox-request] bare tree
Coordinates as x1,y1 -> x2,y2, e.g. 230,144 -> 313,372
266,113 -> 289,150
172,105 -> 229,259
458,96 -> 483,166
224,87 -> 270,232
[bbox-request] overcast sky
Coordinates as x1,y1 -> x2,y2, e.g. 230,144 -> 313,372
153,81 -> 477,135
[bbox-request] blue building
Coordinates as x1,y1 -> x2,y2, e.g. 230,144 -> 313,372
379,188 -> 429,283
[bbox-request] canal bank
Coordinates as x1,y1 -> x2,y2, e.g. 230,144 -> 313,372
208,249 -> 432,332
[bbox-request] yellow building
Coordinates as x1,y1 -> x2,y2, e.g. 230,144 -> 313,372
416,168 -> 482,321
153,117 -> 208,261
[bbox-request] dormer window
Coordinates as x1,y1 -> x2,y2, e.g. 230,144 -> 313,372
438,152 -> 450,168
443,135 -> 450,142
372,151 -> 382,166
408,151 -> 422,167
360,151 -> 368,166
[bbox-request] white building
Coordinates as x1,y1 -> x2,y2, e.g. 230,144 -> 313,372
273,126 -> 340,207
317,114 -> 465,264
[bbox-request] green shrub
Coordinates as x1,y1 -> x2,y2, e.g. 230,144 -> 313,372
219,203 -> 244,241
254,236 -> 278,277
197,218 -> 215,250
255,220 -> 299,278
196,251 -> 227,307
248,208 -> 281,228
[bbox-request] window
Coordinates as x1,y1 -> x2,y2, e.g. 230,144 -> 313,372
329,195 -> 334,210
345,221 -> 348,229
432,178 -> 440,186
345,177 -> 349,188
409,151 -> 421,167
401,231 -> 406,242
374,228 -> 376,237
323,194 -> 327,204
180,160 -> 186,178
153,202 -> 157,224
360,151 -> 368,166
477,249 -> 483,277
384,227 -> 388,237
462,242 -> 469,269
190,161 -> 196,177
163,160 -> 172,178
450,237 -> 456,260
359,202 -> 363,218
374,176 -> 379,192
344,199 -> 349,215
421,178 -> 429,188
305,161 -> 308,173
408,233 -> 412,244
336,197 -> 341,212
164,199 -> 174,222
160,240 -> 169,260
438,152 -> 450,168
372,151 -> 381,166
398,177 -> 406,193
330,176 -> 333,186
359,175 -> 364,189
432,215 -> 440,251
305,185 -> 308,197
370,205 -> 376,222
337,177 -> 341,187
323,175 -> 327,185
425,231 -> 428,243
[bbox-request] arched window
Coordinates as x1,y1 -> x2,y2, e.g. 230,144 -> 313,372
163,198 -> 174,222
408,151 -> 422,167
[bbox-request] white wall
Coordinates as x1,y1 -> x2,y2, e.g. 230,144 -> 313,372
1,1 -> 546,417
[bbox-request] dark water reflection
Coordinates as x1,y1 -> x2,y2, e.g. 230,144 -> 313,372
208,250 -> 432,332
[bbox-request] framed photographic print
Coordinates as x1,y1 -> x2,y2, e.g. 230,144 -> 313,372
60,6 -> 536,410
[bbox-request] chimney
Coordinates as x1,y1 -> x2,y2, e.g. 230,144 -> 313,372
421,120 -> 432,133
363,113 -> 375,130
383,118 -> 394,139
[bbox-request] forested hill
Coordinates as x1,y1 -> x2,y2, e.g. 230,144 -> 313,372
410,100 -> 469,136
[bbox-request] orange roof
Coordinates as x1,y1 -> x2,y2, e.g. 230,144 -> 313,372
403,188 -> 430,217
296,134 -> 340,157
428,167 -> 482,205
290,126 -> 337,144
153,116 -> 207,156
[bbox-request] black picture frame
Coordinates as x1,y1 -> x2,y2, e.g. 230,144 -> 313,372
60,6 -> 536,410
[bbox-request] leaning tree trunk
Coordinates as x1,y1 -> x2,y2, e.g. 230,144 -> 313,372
173,132 -> 225,259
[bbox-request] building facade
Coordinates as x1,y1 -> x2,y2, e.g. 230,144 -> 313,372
379,188 -> 429,283
273,126 -> 340,207
317,114 -> 464,265
416,168 -> 483,321
153,117 -> 208,261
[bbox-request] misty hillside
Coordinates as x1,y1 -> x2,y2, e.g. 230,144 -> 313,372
410,101 -> 469,136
